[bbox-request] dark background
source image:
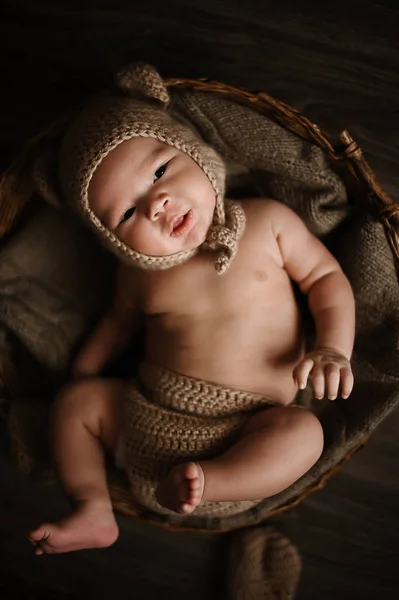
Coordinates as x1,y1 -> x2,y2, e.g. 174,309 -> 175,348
0,1 -> 398,598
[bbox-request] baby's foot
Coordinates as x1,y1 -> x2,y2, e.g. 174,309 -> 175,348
28,500 -> 119,555
155,462 -> 205,514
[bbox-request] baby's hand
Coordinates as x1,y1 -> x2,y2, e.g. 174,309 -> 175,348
293,348 -> 354,400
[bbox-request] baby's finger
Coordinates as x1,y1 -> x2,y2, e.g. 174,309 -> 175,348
340,366 -> 354,399
325,363 -> 340,400
293,358 -> 314,390
311,365 -> 325,400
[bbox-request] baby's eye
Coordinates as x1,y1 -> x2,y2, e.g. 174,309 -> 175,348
154,164 -> 167,182
120,206 -> 135,224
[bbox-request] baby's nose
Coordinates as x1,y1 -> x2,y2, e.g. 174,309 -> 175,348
147,192 -> 171,221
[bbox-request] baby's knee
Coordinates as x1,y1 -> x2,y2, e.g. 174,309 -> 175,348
245,405 -> 324,458
289,407 -> 324,456
275,407 -> 324,478
272,407 -> 324,472
53,377 -> 124,438
55,379 -> 95,414
266,406 -> 324,467
52,378 -> 108,427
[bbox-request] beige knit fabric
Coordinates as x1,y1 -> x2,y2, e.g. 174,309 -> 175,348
228,526 -> 302,600
123,362 -> 279,518
57,63 -> 245,274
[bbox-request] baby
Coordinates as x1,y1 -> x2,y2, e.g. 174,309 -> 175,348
28,64 -> 355,555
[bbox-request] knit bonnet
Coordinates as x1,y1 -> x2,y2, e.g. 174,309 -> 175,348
55,63 -> 245,274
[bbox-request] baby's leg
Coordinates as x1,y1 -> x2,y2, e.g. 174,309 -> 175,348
156,406 -> 323,513
28,378 -> 124,554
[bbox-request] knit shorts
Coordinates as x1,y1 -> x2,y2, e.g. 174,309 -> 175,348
116,361 -> 278,518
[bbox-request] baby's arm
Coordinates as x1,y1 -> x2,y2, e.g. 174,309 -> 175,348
271,201 -> 355,400
72,265 -> 141,378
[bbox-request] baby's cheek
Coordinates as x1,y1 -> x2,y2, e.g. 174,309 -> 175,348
116,229 -> 141,253
132,232 -> 175,256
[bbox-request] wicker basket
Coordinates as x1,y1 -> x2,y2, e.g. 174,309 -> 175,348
0,77 -> 398,533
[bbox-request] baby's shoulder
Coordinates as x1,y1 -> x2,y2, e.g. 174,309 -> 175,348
239,198 -> 296,235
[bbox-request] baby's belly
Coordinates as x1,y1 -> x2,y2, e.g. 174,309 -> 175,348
145,311 -> 304,405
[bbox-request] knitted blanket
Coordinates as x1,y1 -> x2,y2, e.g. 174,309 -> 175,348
0,86 -> 398,532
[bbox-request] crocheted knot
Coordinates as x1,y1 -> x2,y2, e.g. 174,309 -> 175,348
204,200 -> 246,274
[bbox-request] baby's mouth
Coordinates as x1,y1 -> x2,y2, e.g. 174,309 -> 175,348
170,210 -> 193,237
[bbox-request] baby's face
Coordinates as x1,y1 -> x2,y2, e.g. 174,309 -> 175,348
88,136 -> 216,257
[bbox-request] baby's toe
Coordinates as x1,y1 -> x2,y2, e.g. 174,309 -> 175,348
178,490 -> 189,506
184,462 -> 199,480
28,527 -> 47,543
188,479 -> 200,497
180,502 -> 195,514
189,476 -> 201,490
36,540 -> 58,555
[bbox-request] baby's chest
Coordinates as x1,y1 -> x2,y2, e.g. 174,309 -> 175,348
140,245 -> 287,317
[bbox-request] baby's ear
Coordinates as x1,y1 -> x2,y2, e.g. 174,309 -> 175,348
115,63 -> 170,106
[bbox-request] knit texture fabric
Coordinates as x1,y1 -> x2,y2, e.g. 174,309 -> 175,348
171,87 -> 349,238
55,63 -> 244,274
123,362 -> 279,518
228,526 -> 302,600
